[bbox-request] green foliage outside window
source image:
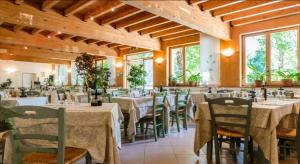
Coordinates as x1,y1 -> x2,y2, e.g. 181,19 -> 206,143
127,64 -> 147,89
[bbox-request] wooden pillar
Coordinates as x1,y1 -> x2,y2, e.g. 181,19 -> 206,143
115,56 -> 124,87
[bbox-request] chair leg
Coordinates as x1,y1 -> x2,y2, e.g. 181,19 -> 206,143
183,110 -> 188,130
145,123 -> 149,134
175,112 -> 180,132
153,120 -> 158,142
140,123 -> 144,133
161,112 -> 165,138
85,153 -> 92,164
171,115 -> 174,127
214,136 -> 221,164
244,137 -> 249,164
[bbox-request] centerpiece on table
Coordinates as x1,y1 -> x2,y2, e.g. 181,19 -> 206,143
75,53 -> 111,106
127,64 -> 147,97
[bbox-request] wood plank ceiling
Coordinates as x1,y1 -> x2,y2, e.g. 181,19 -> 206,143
188,0 -> 300,27
0,0 -> 200,54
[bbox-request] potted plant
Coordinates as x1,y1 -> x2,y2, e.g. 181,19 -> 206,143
187,73 -> 201,86
127,64 -> 147,89
75,53 -> 111,106
170,76 -> 177,86
276,70 -> 298,87
247,64 -> 266,87
0,79 -> 12,89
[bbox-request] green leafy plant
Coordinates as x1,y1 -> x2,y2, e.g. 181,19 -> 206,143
187,72 -> 201,84
127,64 -> 147,89
276,70 -> 299,80
247,64 -> 266,82
0,78 -> 12,89
75,53 -> 111,90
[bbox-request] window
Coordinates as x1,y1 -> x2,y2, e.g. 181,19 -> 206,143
170,44 -> 200,84
243,27 -> 299,85
96,57 -> 116,85
126,52 -> 153,89
54,64 -> 68,86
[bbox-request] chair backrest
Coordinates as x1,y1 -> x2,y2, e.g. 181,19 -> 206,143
207,98 -> 252,141
152,92 -> 166,119
100,93 -> 112,103
175,89 -> 190,110
9,106 -> 65,164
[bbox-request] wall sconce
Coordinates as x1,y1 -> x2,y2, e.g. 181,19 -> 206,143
67,68 -> 72,73
115,61 -> 123,68
222,48 -> 234,57
155,57 -> 164,64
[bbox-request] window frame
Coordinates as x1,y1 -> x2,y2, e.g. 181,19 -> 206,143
169,43 -> 200,85
242,26 -> 300,86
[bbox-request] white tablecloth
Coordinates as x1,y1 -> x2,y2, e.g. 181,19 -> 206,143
4,103 -> 123,164
1,97 -> 48,106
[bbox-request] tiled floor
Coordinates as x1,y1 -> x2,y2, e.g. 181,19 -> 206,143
120,123 -> 297,164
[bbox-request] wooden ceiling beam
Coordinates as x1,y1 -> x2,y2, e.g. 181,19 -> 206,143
31,28 -> 43,35
99,7 -> 141,25
200,0 -> 242,11
41,0 -> 60,11
0,22 -> 3,26
0,27 -> 117,56
61,34 -> 73,40
140,22 -> 182,35
71,36 -> 86,42
0,1 -> 161,50
161,30 -> 199,41
107,43 -> 121,48
150,26 -> 191,38
231,6 -> 300,26
85,39 -> 99,44
212,0 -> 278,17
187,0 -> 208,5
126,17 -> 170,32
14,0 -> 24,5
118,45 -> 130,50
122,0 -> 230,40
113,11 -> 157,29
222,1 -> 300,22
97,41 -> 110,46
0,43 -> 78,61
13,24 -> 24,32
83,0 -> 124,21
64,0 -> 95,17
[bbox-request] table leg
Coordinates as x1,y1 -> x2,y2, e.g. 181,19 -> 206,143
257,146 -> 270,164
130,135 -> 135,143
207,140 -> 213,161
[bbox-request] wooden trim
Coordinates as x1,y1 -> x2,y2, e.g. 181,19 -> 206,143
0,1 -> 161,50
161,30 -> 199,41
83,0 -> 124,21
241,26 -> 300,86
201,0 -> 241,11
41,0 -> 60,11
64,0 -> 95,17
122,0 -> 230,40
222,1 -> 299,22
151,26 -> 191,38
231,6 -> 300,26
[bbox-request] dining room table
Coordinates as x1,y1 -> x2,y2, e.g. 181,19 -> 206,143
194,98 -> 300,164
111,94 -> 194,141
3,103 -> 123,164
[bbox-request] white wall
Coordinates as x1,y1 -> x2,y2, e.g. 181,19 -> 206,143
200,34 -> 221,85
0,60 -> 52,88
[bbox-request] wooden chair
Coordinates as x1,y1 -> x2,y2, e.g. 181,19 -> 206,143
9,106 -> 92,164
207,97 -> 253,164
170,89 -> 190,132
141,92 -> 166,141
277,114 -> 300,162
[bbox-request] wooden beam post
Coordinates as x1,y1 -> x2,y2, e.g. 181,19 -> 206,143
122,0 -> 230,40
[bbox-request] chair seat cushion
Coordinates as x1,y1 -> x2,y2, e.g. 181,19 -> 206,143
217,128 -> 244,138
22,147 -> 88,164
277,128 -> 296,139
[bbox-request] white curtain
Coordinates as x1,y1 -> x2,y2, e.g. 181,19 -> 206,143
200,34 -> 220,85
106,57 -> 116,85
71,61 -> 84,85
54,64 -> 68,86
